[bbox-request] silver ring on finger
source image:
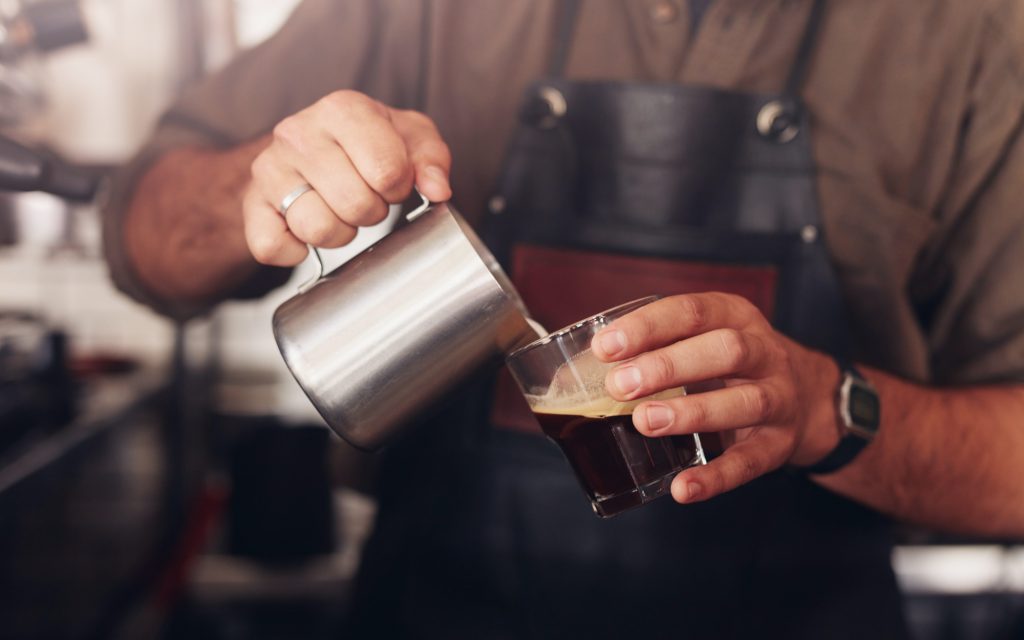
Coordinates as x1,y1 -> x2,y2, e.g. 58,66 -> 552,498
278,183 -> 315,216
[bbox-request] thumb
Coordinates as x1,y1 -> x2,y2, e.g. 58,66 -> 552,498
416,164 -> 452,203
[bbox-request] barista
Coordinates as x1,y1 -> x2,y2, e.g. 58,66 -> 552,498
105,1 -> 1024,637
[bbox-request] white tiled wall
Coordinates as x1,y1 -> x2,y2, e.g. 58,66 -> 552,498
0,247 -> 175,366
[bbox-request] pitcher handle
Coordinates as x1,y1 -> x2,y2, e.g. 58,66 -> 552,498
297,189 -> 433,293
297,246 -> 326,294
394,187 -> 433,227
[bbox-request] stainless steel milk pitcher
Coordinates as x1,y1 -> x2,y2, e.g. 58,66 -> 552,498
272,198 -> 537,451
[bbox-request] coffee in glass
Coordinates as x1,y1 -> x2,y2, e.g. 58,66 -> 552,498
506,297 -> 706,517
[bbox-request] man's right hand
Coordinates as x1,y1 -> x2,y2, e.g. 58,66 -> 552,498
243,90 -> 452,266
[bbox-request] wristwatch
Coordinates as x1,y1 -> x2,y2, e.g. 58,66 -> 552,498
802,358 -> 881,475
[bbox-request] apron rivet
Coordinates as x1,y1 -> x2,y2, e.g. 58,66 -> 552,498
537,86 -> 567,129
757,100 -> 800,144
488,195 -> 507,215
801,225 -> 819,243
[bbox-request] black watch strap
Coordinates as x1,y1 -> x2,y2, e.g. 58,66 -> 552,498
802,429 -> 868,475
801,355 -> 876,475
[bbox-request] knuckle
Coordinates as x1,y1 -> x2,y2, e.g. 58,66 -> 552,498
249,232 -> 285,263
718,328 -> 750,369
706,467 -> 727,497
272,115 -> 305,147
343,191 -> 387,226
399,110 -> 451,154
397,108 -> 434,129
319,224 -> 356,248
321,90 -> 379,120
678,296 -> 708,332
365,156 -> 411,196
636,313 -> 658,344
720,291 -> 748,310
418,137 -> 451,164
297,217 -> 337,246
680,398 -> 709,431
739,297 -> 758,317
321,89 -> 360,111
773,342 -> 793,370
249,153 -> 271,181
737,455 -> 762,485
649,351 -> 677,385
745,386 -> 773,423
718,292 -> 743,307
359,201 -> 389,226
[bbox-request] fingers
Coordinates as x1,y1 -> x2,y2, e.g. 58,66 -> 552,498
243,90 -> 453,265
605,327 -> 773,401
273,95 -> 394,227
392,108 -> 452,202
250,149 -> 360,248
670,433 -> 790,504
242,189 -> 308,266
284,142 -> 389,231
631,383 -> 788,436
592,293 -> 760,362
316,92 -> 415,204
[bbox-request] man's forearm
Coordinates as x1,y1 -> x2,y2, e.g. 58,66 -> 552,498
123,135 -> 270,310
816,370 -> 1024,538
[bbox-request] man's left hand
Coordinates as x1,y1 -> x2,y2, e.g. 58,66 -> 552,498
591,293 -> 842,504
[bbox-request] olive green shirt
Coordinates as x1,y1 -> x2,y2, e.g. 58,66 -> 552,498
103,0 -> 1024,385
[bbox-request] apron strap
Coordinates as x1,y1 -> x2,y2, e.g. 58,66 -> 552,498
548,0 -> 581,78
783,0 -> 827,101
414,0 -> 434,111
756,0 -> 827,143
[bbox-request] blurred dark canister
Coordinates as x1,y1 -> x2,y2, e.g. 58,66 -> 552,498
227,423 -> 335,563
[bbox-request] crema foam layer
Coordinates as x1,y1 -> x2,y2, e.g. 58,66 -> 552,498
525,347 -> 685,418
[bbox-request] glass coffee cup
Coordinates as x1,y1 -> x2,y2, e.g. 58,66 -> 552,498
506,297 -> 706,517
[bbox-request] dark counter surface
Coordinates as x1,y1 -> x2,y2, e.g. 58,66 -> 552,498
0,369 -> 166,496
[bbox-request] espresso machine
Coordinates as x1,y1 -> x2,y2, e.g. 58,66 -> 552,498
0,0 -> 92,245
0,0 -> 94,453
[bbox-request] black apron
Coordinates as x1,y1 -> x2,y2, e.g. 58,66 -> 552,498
349,2 -> 908,638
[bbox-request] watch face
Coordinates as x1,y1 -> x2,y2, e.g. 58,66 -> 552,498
848,383 -> 881,431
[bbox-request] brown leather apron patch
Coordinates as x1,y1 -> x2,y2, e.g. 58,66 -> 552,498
491,244 -> 778,434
